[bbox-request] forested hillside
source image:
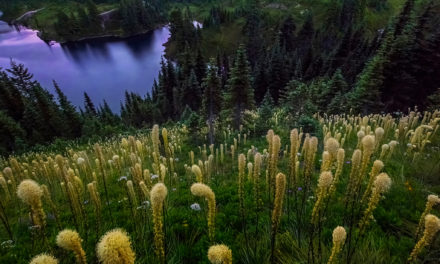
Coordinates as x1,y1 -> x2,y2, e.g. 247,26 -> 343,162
0,0 -> 166,41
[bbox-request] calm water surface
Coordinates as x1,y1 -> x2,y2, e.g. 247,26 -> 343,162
0,19 -> 170,112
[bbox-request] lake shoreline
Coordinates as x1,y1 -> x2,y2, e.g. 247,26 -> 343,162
40,23 -> 170,45
1,8 -> 168,45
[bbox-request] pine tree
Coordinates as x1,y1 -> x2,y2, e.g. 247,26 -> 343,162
257,91 -> 274,134
0,110 -> 26,154
202,59 -> 222,144
183,70 -> 202,111
279,15 -> 296,52
99,100 -> 120,126
84,92 -> 98,116
268,42 -> 289,104
224,45 -> 255,129
54,81 -> 82,138
243,0 -> 262,67
283,80 -> 318,118
77,6 -> 90,33
86,0 -> 101,33
394,0 -> 415,37
31,85 -> 65,141
254,61 -> 268,105
194,48 -> 206,84
6,61 -> 37,95
326,70 -> 349,114
151,78 -> 160,102
348,36 -> 389,113
120,0 -> 140,33
169,9 -> 185,52
0,71 -> 25,120
296,13 -> 314,57
54,10 -> 74,40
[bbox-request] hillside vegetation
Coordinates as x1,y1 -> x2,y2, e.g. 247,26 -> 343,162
0,110 -> 440,263
1,1 -> 440,262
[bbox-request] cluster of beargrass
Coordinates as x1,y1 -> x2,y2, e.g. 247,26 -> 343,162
0,110 -> 439,263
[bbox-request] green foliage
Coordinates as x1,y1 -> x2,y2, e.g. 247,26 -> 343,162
223,44 -> 255,129
202,58 -> 222,144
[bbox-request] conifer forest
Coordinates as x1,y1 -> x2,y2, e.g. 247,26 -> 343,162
0,0 -> 440,263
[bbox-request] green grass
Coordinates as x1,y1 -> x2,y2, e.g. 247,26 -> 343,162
0,111 -> 439,263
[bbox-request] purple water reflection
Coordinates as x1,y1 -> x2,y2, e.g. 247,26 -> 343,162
0,21 -> 170,112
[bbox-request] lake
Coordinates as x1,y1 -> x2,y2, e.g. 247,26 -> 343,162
0,19 -> 171,113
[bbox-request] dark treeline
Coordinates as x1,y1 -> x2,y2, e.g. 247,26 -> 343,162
0,0 -> 117,21
0,62 -> 122,155
0,0 -> 168,41
1,0 -> 440,154
122,0 -> 440,130
52,0 -> 166,41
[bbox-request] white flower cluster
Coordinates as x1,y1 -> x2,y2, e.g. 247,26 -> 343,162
118,176 -> 128,182
190,203 -> 201,211
1,240 -> 15,249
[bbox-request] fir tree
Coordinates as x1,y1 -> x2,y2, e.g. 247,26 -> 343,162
257,91 -> 274,134
0,110 -> 26,154
54,81 -> 82,138
6,61 -> 36,95
394,0 -> 415,37
279,15 -> 296,52
84,92 -> 98,116
224,45 -> 255,129
202,59 -> 222,144
254,61 -> 268,105
296,13 -> 314,57
86,0 -> 101,33
0,70 -> 24,120
99,100 -> 119,126
194,48 -> 207,84
183,70 -> 202,111
268,42 -> 289,104
326,70 -> 349,114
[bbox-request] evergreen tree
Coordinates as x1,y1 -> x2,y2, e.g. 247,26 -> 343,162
54,81 -> 82,138
77,6 -> 90,33
243,0 -> 263,67
6,61 -> 37,95
0,70 -> 24,120
182,70 -> 202,111
120,0 -> 140,33
257,91 -> 274,134
31,85 -> 65,141
268,42 -> 289,104
0,110 -> 26,154
86,0 -> 101,33
194,48 -> 207,84
296,13 -> 314,57
394,0 -> 415,37
279,15 -> 296,52
348,39 -> 389,113
326,70 -> 349,113
253,61 -> 268,105
224,45 -> 255,129
84,92 -> 98,116
54,10 -> 73,39
202,59 -> 222,144
99,100 -> 120,126
283,80 -> 318,118
427,88 -> 440,111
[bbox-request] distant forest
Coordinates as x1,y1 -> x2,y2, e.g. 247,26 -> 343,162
0,0 -> 439,155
